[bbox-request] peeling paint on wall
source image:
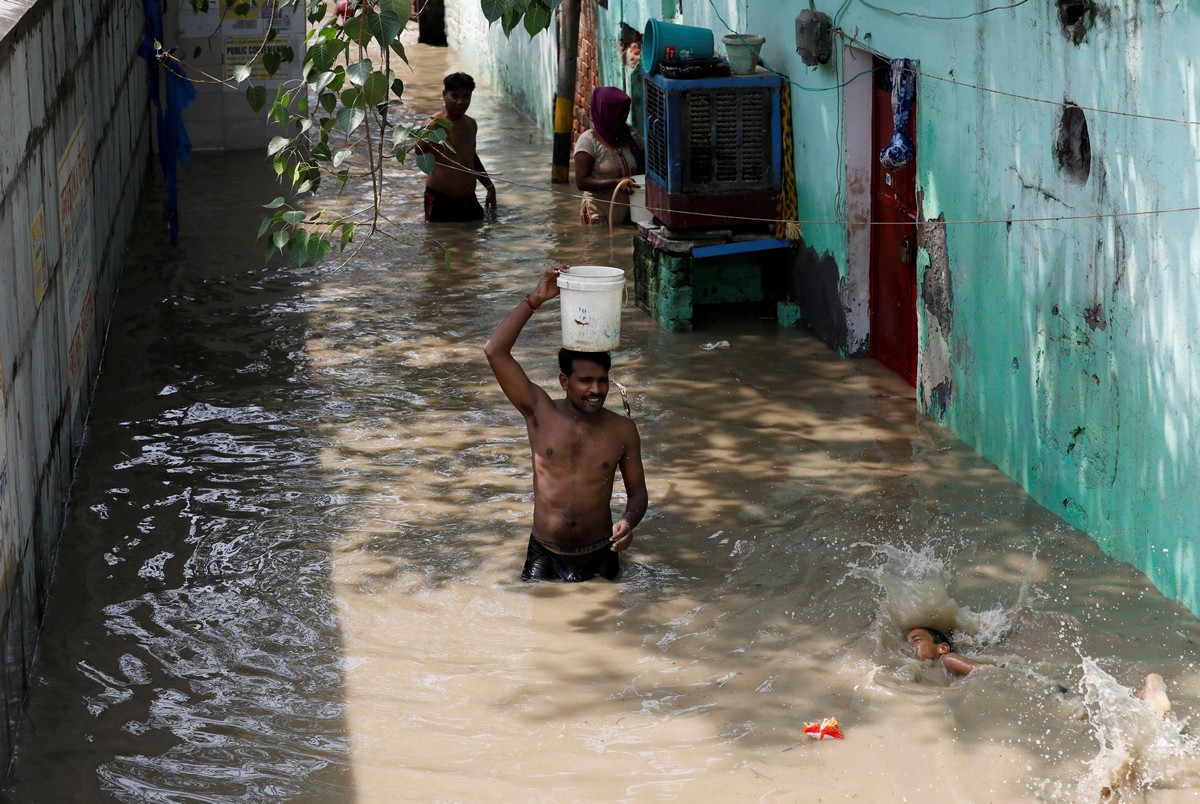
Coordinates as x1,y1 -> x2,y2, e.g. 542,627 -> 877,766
919,214 -> 952,418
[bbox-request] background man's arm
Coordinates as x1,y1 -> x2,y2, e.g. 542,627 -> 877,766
412,116 -> 451,156
474,153 -> 497,208
483,264 -> 565,415
611,424 -> 648,552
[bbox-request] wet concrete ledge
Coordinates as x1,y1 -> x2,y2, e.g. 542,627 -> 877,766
0,0 -> 150,773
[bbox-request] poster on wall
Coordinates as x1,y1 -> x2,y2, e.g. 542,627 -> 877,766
32,204 -> 46,308
223,36 -> 304,82
0,453 -> 10,574
225,0 -> 301,34
0,374 -> 11,578
179,0 -> 301,39
57,118 -> 95,399
220,1 -> 303,89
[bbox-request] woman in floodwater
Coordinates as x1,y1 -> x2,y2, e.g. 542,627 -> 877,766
573,86 -> 643,226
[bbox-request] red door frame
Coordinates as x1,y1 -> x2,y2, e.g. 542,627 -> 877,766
869,58 -> 918,387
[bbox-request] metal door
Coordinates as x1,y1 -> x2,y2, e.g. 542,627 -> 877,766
870,58 -> 918,387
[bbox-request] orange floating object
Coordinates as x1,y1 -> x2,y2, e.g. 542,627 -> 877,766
802,716 -> 843,740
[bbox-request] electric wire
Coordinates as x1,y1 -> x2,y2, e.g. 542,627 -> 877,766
372,1 -> 1200,233
858,0 -> 1031,21
412,155 -> 1200,229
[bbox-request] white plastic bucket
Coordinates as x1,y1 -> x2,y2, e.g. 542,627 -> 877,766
557,266 -> 626,351
628,174 -> 651,224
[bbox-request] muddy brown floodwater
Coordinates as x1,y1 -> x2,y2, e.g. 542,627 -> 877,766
6,25 -> 1200,804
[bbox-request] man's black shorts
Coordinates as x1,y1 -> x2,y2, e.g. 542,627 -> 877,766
424,187 -> 484,222
520,534 -> 619,582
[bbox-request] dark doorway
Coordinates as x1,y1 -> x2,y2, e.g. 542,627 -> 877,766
418,0 -> 447,46
869,56 -> 918,387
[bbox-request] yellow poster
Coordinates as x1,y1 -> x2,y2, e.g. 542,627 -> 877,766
0,454 -> 9,594
32,204 -> 46,307
57,118 -> 95,395
223,36 -> 297,81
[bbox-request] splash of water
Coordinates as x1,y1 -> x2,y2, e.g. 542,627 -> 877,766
845,542 -> 1018,653
1060,657 -> 1199,801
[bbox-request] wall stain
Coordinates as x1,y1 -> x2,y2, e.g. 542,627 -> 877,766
1084,303 -> 1107,331
785,244 -> 850,353
1016,169 -> 1071,206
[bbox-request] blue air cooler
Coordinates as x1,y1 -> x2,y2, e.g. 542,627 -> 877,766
643,71 -> 783,230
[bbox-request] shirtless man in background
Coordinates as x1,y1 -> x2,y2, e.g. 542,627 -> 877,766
418,72 -> 496,222
484,264 -> 648,582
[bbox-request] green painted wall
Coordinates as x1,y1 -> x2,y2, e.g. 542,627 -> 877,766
445,1 -> 560,131
763,0 -> 1200,614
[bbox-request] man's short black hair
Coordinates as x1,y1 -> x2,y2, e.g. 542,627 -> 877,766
444,72 -> 476,92
558,348 -> 611,377
913,626 -> 953,649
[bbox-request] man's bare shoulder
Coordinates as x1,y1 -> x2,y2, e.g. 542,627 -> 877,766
601,408 -> 640,436
422,112 -> 452,136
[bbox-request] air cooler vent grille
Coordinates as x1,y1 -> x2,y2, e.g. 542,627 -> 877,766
642,72 -> 782,228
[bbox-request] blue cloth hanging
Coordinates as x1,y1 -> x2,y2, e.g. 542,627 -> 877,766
139,0 -> 195,247
879,58 -> 915,172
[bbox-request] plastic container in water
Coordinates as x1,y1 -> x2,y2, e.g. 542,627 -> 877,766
723,33 -> 765,75
557,266 -> 626,351
643,19 -> 715,74
628,174 -> 651,224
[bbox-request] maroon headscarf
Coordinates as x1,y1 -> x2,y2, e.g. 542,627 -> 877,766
590,86 -> 635,149
589,86 -> 643,170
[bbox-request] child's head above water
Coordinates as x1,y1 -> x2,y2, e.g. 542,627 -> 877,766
906,627 -> 953,660
906,626 -> 981,676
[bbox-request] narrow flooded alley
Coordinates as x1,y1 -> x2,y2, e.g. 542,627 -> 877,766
6,27 -> 1200,803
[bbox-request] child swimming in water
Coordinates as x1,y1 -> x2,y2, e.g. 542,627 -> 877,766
906,626 -> 1174,716
906,626 -> 982,677
1134,672 -> 1172,717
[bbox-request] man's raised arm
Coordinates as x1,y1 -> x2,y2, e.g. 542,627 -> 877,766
483,264 -> 567,415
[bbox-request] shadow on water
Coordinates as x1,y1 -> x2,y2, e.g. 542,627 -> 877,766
7,25 -> 1200,803
5,145 -> 353,801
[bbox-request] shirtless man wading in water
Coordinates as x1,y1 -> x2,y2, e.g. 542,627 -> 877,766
484,264 -> 648,582
417,72 -> 496,222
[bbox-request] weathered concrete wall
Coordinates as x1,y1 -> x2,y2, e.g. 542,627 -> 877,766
444,0 -> 559,131
919,3 -> 1200,614
0,0 -> 150,768
633,235 -> 693,332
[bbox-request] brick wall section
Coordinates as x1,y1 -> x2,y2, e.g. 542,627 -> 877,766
0,0 -> 150,771
573,0 -> 602,140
